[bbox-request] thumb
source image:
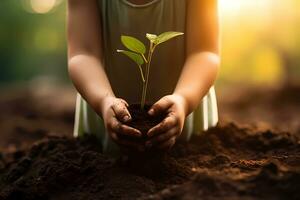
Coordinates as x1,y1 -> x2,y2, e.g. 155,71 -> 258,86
112,99 -> 131,123
148,96 -> 172,116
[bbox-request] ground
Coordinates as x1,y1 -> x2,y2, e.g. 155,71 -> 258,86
0,84 -> 299,200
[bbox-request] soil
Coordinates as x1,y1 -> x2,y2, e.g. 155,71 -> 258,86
218,85 -> 300,133
126,104 -> 165,139
0,84 -> 300,200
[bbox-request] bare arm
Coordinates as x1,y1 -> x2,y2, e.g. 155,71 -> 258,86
174,0 -> 220,115
68,0 -> 143,150
146,0 -> 220,149
67,0 -> 113,112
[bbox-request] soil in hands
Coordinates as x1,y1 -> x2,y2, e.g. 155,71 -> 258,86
125,103 -> 165,141
123,103 -> 167,167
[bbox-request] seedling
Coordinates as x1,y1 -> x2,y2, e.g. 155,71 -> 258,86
117,31 -> 184,109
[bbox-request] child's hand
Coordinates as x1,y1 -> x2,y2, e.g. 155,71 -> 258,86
100,96 -> 144,151
146,94 -> 187,150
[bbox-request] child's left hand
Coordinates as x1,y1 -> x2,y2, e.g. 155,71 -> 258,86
146,94 -> 187,150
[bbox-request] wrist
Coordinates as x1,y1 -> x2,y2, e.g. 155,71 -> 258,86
171,93 -> 189,116
90,93 -> 115,117
101,95 -> 116,114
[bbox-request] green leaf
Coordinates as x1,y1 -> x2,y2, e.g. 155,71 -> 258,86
154,31 -> 184,45
146,33 -> 157,43
121,36 -> 146,54
117,50 -> 144,66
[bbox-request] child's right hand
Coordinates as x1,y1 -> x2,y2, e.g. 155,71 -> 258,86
99,96 -> 144,151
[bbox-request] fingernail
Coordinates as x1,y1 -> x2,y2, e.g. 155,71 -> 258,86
148,109 -> 154,115
123,115 -> 130,122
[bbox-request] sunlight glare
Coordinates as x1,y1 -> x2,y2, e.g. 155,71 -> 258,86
218,0 -> 273,17
30,0 -> 56,14
219,0 -> 242,14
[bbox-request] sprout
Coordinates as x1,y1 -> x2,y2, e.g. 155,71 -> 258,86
117,31 -> 184,109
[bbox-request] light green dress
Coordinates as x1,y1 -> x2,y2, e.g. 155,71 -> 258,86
73,0 -> 218,155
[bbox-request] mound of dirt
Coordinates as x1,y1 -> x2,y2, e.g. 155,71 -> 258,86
219,85 -> 300,133
142,164 -> 300,200
0,86 -> 75,156
0,122 -> 299,200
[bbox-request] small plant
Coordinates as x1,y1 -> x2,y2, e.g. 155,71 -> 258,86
117,31 -> 184,109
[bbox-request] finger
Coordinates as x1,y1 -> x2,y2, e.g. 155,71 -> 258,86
117,124 -> 142,137
108,117 -> 140,137
147,114 -> 178,137
157,137 -> 176,150
148,96 -> 172,116
146,127 -> 178,147
119,99 -> 129,107
112,101 -> 131,123
107,116 -> 121,131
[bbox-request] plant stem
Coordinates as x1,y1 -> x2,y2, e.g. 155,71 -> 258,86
141,82 -> 146,110
141,54 -> 148,64
138,65 -> 145,83
139,55 -> 147,110
140,42 -> 155,109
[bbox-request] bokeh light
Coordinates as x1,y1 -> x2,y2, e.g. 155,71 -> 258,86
30,0 -> 56,14
218,0 -> 273,16
21,0 -> 63,14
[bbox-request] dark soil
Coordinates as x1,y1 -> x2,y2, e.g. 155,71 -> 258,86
125,104 -> 165,141
123,103 -> 167,161
0,85 -> 299,200
0,122 -> 299,200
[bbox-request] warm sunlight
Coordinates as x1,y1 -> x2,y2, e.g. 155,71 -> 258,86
218,0 -> 274,17
30,0 -> 56,14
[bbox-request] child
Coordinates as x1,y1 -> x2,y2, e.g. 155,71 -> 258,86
67,0 -> 219,155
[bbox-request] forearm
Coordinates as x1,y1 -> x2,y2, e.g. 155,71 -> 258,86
68,54 -> 115,113
173,52 -> 220,115
67,0 -> 111,114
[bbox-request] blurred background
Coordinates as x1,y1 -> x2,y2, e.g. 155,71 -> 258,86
0,0 -> 299,87
0,0 -> 66,87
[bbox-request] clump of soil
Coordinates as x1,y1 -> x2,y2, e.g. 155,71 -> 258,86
125,103 -> 165,140
122,103 -> 170,167
0,122 -> 299,200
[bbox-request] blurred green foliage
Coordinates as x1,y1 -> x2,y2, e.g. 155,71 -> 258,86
0,0 -> 67,84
